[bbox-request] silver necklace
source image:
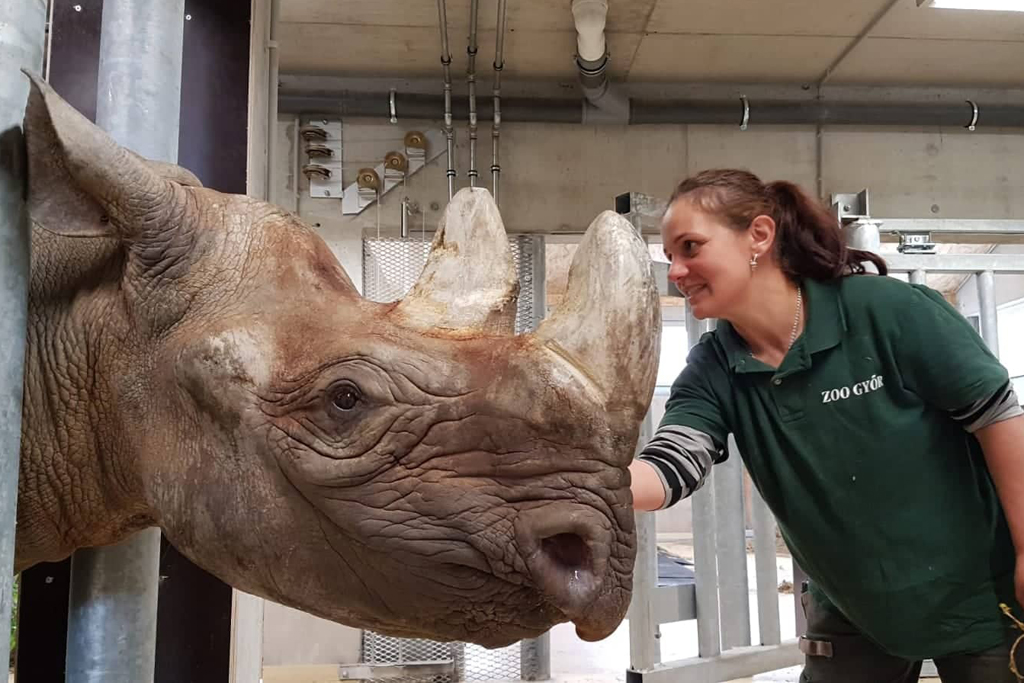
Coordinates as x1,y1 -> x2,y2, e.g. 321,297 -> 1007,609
750,287 -> 803,359
789,287 -> 803,348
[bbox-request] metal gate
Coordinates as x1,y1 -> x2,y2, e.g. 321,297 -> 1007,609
352,234 -> 547,683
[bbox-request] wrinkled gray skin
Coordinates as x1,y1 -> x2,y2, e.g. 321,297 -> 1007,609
14,72 -> 661,647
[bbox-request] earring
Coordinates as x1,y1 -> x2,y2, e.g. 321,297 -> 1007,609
749,252 -> 759,272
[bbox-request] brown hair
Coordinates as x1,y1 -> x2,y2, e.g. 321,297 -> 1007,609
668,169 -> 887,280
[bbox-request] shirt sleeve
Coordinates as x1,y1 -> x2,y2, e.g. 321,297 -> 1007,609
895,283 -> 1012,412
636,339 -> 730,509
949,379 -> 1023,432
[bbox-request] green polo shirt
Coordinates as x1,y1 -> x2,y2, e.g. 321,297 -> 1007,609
663,274 -> 1018,659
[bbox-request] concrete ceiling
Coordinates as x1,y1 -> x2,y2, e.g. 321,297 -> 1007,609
279,0 -> 1024,87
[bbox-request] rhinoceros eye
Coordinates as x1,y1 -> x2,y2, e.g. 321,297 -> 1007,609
330,382 -> 361,412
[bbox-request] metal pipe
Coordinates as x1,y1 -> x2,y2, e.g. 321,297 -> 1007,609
0,0 -> 46,672
491,0 -> 507,205
400,197 -> 409,238
279,91 -> 1024,130
977,270 -> 1000,357
909,269 -> 927,285
66,1 -> 185,681
436,0 -> 455,199
466,0 -> 479,187
281,92 -> 584,123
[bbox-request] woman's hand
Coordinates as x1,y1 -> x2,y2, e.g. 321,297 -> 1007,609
629,460 -> 667,511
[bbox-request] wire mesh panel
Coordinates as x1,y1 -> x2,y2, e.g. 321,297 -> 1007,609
363,235 -> 538,334
359,234 -> 541,683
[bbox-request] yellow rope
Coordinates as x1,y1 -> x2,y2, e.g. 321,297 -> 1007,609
1000,603 -> 1024,682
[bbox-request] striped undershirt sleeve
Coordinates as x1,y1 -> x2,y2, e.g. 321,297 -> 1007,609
949,379 -> 1023,433
636,425 -> 724,510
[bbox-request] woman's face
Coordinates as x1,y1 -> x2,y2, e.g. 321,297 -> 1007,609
661,199 -> 757,320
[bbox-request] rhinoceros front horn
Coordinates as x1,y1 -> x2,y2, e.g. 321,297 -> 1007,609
393,188 -> 519,335
532,211 -> 661,415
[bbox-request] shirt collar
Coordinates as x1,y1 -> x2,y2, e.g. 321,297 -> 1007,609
717,278 -> 846,374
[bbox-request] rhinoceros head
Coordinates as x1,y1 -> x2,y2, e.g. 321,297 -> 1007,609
21,73 -> 660,647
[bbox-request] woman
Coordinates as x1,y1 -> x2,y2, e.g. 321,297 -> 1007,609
630,169 -> 1024,682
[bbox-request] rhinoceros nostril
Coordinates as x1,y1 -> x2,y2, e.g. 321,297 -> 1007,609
541,533 -> 590,571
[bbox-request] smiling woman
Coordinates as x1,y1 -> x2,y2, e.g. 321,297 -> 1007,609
630,168 -> 1024,683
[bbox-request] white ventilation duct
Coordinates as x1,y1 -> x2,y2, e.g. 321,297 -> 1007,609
571,0 -> 628,123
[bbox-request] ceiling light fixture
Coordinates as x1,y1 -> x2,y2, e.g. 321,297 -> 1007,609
917,0 -> 1024,10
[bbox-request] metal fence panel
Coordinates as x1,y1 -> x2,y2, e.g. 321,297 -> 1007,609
363,235 -> 538,335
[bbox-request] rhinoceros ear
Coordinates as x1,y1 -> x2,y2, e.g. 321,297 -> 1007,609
21,69 -> 190,239
392,188 -> 520,335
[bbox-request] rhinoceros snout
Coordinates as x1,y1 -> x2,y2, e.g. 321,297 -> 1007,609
514,504 -> 612,622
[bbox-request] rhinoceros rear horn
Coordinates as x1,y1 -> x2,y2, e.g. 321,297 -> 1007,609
392,188 -> 519,335
21,69 -> 187,241
531,211 -> 661,415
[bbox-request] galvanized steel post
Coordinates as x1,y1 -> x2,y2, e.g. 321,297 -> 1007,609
627,410 -> 660,673
843,221 -> 882,274
714,438 -> 751,649
0,0 -> 47,672
65,1 -> 185,681
977,270 -> 1000,357
688,311 -> 722,658
750,485 -> 781,645
520,237 -> 551,680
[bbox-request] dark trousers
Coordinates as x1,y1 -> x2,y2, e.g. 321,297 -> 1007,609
798,591 -> 1020,683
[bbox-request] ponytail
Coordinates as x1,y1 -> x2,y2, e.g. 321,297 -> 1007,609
765,180 -> 888,279
668,170 -> 887,281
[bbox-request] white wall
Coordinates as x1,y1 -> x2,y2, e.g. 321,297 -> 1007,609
263,113 -> 1024,666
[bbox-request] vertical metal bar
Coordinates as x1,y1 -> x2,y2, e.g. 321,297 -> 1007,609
0,0 -> 47,673
843,221 -> 882,273
266,0 -> 281,201
714,438 -> 751,649
750,483 -> 781,646
520,633 -> 550,681
531,236 -> 547,330
909,269 -> 926,286
628,409 -> 659,672
66,1 -> 185,681
520,234 -> 550,680
793,563 -> 809,637
234,2 -> 275,677
628,510 -> 660,671
977,270 -> 999,357
687,305 -> 722,658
